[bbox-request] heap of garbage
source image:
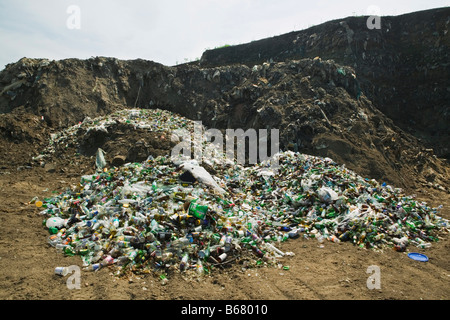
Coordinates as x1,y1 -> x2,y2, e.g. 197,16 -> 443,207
32,108 -> 194,164
37,145 -> 449,279
32,108 -> 448,281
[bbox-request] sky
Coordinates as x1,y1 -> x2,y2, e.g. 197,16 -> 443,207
0,0 -> 449,69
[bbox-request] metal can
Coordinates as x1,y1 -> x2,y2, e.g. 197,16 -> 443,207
224,236 -> 233,251
218,253 -> 227,262
91,263 -> 101,271
234,230 -> 245,237
54,267 -> 68,276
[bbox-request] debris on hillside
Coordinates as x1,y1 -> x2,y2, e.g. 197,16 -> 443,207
2,55 -> 449,192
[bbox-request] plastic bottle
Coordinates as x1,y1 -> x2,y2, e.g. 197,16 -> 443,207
81,254 -> 92,266
358,231 -> 367,244
219,235 -> 226,246
172,237 -> 190,251
55,243 -> 68,253
162,252 -> 173,262
393,236 -> 408,246
47,234 -> 61,247
160,274 -> 168,285
46,217 -> 67,229
418,242 -> 431,249
316,233 -> 324,244
329,235 -> 341,243
117,240 -> 130,248
85,263 -> 101,272
180,253 -> 189,271
91,251 -> 103,263
265,242 -> 285,257
127,249 -> 138,261
64,246 -> 75,256
288,228 -> 299,239
251,245 -> 265,258
196,259 -> 204,275
115,256 -> 129,266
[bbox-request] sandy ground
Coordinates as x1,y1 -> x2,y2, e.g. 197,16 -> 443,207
0,163 -> 448,301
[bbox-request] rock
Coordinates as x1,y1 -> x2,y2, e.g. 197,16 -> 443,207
44,163 -> 56,173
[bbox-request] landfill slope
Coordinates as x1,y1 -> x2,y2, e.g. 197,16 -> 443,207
0,56 -> 448,193
200,7 -> 450,160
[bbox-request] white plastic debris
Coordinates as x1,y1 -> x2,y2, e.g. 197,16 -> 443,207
179,160 -> 225,194
95,148 -> 107,170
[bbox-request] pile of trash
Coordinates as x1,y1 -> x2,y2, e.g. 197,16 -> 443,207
36,144 -> 449,279
32,108 -> 194,164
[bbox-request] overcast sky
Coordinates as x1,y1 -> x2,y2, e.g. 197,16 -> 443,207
0,0 -> 449,70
